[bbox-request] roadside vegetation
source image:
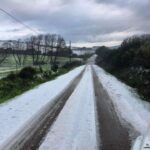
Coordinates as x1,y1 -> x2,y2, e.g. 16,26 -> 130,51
0,33 -> 83,104
0,55 -> 80,78
0,34 -> 82,78
96,34 -> 150,102
0,60 -> 82,104
79,53 -> 94,62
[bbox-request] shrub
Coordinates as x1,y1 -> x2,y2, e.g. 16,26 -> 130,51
18,67 -> 37,79
42,71 -> 52,78
6,73 -> 17,80
62,61 -> 82,69
51,64 -> 58,72
39,66 -> 43,73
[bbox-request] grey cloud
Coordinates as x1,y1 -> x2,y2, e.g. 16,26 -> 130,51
0,0 -> 150,46
5,28 -> 23,32
95,0 -> 150,18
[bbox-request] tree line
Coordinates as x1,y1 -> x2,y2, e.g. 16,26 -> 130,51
96,34 -> 150,70
96,34 -> 150,102
0,34 -> 72,69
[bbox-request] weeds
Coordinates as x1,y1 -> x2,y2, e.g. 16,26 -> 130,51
0,62 -> 81,104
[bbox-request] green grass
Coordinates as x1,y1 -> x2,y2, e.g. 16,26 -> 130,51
0,54 -> 83,103
0,62 -> 82,104
0,55 -> 80,78
1,55 -> 80,67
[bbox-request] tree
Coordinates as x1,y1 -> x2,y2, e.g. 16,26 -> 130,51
69,41 -> 72,63
53,35 -> 66,65
0,41 -> 10,65
26,36 -> 37,66
12,39 -> 27,69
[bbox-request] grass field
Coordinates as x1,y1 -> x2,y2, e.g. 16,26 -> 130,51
0,55 -> 81,78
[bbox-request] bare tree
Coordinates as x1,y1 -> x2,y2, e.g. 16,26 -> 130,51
0,41 -> 10,65
29,35 -> 44,66
35,34 -> 42,65
27,36 -> 37,65
26,34 -> 67,71
69,41 -> 72,63
53,35 -> 66,65
41,34 -> 51,65
42,34 -> 57,67
12,39 -> 27,69
48,34 -> 57,64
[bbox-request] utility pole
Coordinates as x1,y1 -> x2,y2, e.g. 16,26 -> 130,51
69,41 -> 72,63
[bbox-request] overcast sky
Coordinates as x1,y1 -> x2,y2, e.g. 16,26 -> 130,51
0,0 -> 150,47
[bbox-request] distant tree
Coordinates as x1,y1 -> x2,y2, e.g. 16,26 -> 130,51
53,35 -> 66,65
69,41 -> 72,63
0,33 -> 68,71
44,34 -> 56,65
0,41 -> 10,64
96,34 -> 150,70
12,39 -> 27,69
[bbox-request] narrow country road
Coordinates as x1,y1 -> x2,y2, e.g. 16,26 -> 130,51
92,67 -> 131,150
0,68 -> 84,150
37,65 -> 132,150
20,69 -> 84,150
1,64 -> 143,150
39,66 -> 98,150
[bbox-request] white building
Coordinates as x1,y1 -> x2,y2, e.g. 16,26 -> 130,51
72,47 -> 96,55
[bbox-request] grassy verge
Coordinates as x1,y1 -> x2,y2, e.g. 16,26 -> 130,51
111,69 -> 150,101
0,61 -> 82,104
96,57 -> 150,102
95,35 -> 150,102
0,55 -> 81,79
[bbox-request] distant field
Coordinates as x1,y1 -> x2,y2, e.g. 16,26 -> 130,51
0,55 -> 81,78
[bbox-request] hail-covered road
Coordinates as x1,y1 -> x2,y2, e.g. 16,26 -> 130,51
0,64 -> 150,150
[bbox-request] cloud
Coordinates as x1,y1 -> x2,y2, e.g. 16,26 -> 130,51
0,0 -> 149,46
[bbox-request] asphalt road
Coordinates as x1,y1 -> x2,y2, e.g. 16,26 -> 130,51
2,65 -> 137,150
92,67 -> 131,150
1,69 -> 84,150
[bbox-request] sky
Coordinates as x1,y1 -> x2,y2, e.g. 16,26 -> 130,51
0,0 -> 150,47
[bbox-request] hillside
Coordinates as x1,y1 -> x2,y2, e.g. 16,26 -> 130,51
96,34 -> 150,102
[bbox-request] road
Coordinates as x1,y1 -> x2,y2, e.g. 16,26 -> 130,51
92,67 -> 131,150
37,65 -> 132,150
20,69 -> 84,150
39,66 -> 98,150
0,68 -> 84,150
1,65 -> 141,150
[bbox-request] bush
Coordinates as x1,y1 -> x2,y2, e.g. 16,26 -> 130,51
96,34 -> 150,102
39,66 -> 43,73
0,62 -> 80,104
42,71 -> 52,78
6,73 -> 17,80
18,67 -> 37,79
62,61 -> 82,69
51,64 -> 58,72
